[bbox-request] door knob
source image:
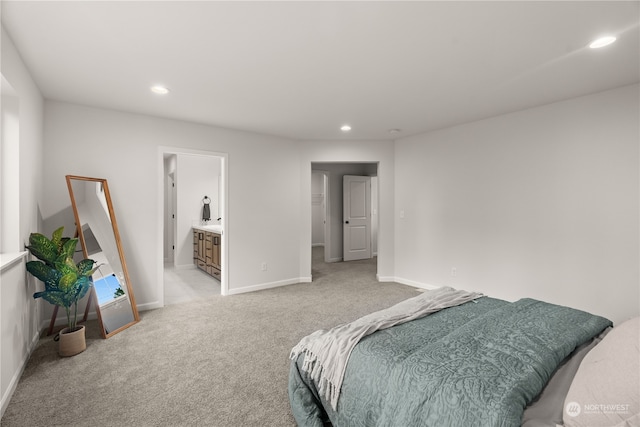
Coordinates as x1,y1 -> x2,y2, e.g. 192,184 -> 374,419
345,221 -> 349,224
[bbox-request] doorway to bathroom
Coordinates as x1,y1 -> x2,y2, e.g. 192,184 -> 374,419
159,147 -> 228,306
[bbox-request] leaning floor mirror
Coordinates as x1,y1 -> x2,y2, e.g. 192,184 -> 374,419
66,175 -> 140,338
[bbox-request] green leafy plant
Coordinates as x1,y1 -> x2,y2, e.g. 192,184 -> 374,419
25,226 -> 98,332
114,287 -> 124,298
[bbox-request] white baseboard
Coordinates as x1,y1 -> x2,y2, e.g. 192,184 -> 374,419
226,277 -> 311,295
391,277 -> 441,291
376,276 -> 441,291
137,301 -> 163,311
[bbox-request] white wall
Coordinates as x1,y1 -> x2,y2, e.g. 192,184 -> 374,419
394,84 -> 639,325
0,28 -> 44,417
43,101 -> 303,306
299,141 -> 395,281
1,79 -> 19,254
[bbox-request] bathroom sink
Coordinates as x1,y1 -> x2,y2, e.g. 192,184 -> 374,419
194,224 -> 223,234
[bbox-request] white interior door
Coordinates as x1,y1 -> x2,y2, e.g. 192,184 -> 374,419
343,175 -> 371,261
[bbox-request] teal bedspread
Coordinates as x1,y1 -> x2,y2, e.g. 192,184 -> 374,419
289,297 -> 611,427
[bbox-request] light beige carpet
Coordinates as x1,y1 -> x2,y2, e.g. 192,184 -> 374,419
2,248 -> 419,426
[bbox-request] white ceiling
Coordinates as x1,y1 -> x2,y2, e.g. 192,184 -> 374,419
2,1 -> 639,141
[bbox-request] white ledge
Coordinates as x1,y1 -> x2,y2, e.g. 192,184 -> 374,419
0,251 -> 28,273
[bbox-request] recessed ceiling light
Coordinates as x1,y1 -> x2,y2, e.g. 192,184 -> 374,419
340,125 -> 352,132
150,85 -> 170,95
589,36 -> 617,49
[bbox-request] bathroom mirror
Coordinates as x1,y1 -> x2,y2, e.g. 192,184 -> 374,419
66,175 -> 140,338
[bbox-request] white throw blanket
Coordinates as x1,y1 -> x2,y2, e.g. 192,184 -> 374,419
289,286 -> 484,410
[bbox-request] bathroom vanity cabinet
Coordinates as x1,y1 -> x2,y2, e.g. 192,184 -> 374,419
193,229 -> 221,280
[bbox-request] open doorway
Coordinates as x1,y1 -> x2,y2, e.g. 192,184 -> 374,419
158,147 -> 228,307
311,162 -> 379,276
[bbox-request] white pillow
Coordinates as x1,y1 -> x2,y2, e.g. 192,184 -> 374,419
563,317 -> 640,427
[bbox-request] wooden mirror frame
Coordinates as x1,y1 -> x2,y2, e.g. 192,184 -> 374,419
66,175 -> 140,338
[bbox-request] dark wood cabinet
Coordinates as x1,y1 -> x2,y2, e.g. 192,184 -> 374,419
193,229 -> 221,279
211,233 -> 221,273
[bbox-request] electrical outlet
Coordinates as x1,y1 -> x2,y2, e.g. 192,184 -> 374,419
451,267 -> 457,277
261,262 -> 268,271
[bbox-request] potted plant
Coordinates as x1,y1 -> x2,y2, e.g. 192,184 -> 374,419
25,226 -> 97,356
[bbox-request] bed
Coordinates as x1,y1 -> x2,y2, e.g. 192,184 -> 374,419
288,287 -> 639,427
